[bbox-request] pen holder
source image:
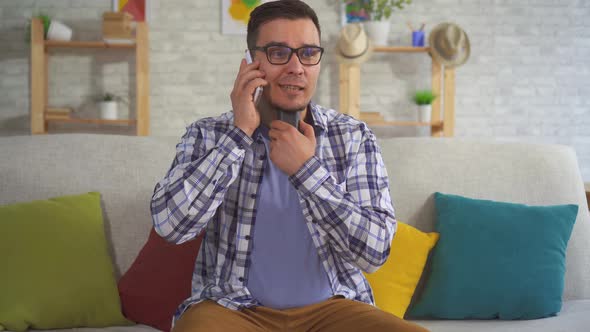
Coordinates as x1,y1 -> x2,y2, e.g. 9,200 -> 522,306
412,30 -> 425,47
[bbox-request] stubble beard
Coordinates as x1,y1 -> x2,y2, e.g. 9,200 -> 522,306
257,87 -> 308,128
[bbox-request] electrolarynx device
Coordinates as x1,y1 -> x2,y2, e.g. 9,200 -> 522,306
277,111 -> 300,131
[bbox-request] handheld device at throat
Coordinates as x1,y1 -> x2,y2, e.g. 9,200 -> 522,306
277,110 -> 300,131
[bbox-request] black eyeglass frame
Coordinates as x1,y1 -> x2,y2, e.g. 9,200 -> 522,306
250,45 -> 325,66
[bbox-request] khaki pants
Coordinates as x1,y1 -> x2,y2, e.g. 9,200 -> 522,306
172,296 -> 429,332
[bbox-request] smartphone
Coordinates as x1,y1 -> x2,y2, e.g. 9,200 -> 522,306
244,49 -> 263,104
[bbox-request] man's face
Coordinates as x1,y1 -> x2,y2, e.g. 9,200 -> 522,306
254,18 -> 321,112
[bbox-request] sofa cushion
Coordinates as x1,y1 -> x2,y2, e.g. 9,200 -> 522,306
377,138 -> 590,302
411,300 -> 590,332
364,221 -> 439,318
408,192 -> 578,320
118,229 -> 203,332
0,192 -> 131,332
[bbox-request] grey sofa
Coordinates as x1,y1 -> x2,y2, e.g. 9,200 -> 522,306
1,134 -> 589,332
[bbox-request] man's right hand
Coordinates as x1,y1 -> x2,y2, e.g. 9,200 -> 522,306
230,58 -> 267,137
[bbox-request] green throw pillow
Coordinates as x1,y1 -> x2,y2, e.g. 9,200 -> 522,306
408,192 -> 578,320
0,192 -> 132,331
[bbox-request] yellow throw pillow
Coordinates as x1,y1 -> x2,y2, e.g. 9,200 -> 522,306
364,221 -> 439,318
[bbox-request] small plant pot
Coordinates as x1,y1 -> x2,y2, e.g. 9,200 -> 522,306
47,20 -> 72,41
363,20 -> 391,46
417,104 -> 431,123
100,101 -> 118,120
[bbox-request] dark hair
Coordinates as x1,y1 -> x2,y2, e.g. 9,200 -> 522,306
247,0 -> 321,50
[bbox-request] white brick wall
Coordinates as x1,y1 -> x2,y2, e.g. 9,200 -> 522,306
1,0 -> 589,181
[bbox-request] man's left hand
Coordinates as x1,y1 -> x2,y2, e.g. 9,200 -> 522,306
268,119 -> 316,176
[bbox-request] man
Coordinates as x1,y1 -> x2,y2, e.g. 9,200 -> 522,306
151,1 -> 429,331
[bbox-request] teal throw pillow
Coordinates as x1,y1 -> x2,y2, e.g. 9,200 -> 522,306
408,192 -> 578,320
0,192 -> 132,331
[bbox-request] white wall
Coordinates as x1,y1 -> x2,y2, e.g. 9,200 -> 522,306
1,0 -> 589,180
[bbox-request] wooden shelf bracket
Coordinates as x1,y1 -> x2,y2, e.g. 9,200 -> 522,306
339,47 -> 456,137
30,18 -> 150,136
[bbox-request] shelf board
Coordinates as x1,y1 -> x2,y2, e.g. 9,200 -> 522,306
373,46 -> 430,53
365,120 -> 443,127
45,40 -> 136,49
46,117 -> 136,125
360,111 -> 386,123
359,111 -> 442,128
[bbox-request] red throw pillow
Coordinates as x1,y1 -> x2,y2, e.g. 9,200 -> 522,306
118,229 -> 203,332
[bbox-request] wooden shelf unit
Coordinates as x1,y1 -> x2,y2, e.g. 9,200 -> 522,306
339,46 -> 455,137
30,18 -> 150,135
44,40 -> 137,49
373,46 -> 431,53
362,120 -> 444,128
45,118 -> 137,125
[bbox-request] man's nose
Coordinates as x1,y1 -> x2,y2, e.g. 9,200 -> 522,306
285,52 -> 304,75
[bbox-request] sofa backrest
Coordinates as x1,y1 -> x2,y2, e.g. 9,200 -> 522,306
377,137 -> 590,301
1,134 -> 588,300
0,134 -> 178,279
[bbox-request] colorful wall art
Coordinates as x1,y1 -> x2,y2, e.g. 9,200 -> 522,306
222,0 -> 269,35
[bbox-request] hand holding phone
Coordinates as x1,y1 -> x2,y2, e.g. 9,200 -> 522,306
245,50 -> 263,104
243,49 -> 298,131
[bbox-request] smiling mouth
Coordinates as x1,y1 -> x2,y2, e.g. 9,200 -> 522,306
280,84 -> 304,92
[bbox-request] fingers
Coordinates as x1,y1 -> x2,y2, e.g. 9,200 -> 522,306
233,59 -> 247,91
239,58 -> 260,74
270,120 -> 291,131
299,120 -> 315,141
268,128 -> 289,142
233,59 -> 264,92
269,121 -> 295,142
268,128 -> 278,141
235,69 -> 265,93
238,58 -> 246,72
269,120 -> 300,142
246,78 -> 267,97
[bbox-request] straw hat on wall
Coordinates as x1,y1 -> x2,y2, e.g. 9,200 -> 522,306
429,23 -> 470,68
335,23 -> 373,64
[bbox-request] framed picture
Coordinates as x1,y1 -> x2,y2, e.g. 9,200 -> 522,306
112,0 -> 151,22
341,1 -> 369,27
222,0 -> 270,35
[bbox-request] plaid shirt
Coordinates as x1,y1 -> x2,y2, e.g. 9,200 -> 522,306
151,103 -> 396,323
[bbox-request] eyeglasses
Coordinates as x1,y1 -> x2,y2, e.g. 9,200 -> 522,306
251,45 -> 324,66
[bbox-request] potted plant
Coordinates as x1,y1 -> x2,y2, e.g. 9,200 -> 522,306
46,19 -> 73,41
412,89 -> 437,123
344,0 -> 412,46
25,14 -> 73,42
364,0 -> 412,21
98,93 -> 120,120
25,14 -> 51,42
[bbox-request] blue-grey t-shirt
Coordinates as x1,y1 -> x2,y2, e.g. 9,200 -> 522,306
246,125 -> 333,309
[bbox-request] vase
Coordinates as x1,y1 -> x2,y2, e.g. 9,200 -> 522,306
363,20 -> 391,46
417,105 -> 431,123
47,20 -> 72,41
100,101 -> 117,120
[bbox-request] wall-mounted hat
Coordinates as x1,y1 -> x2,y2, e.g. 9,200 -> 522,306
335,23 -> 373,64
428,23 -> 470,68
